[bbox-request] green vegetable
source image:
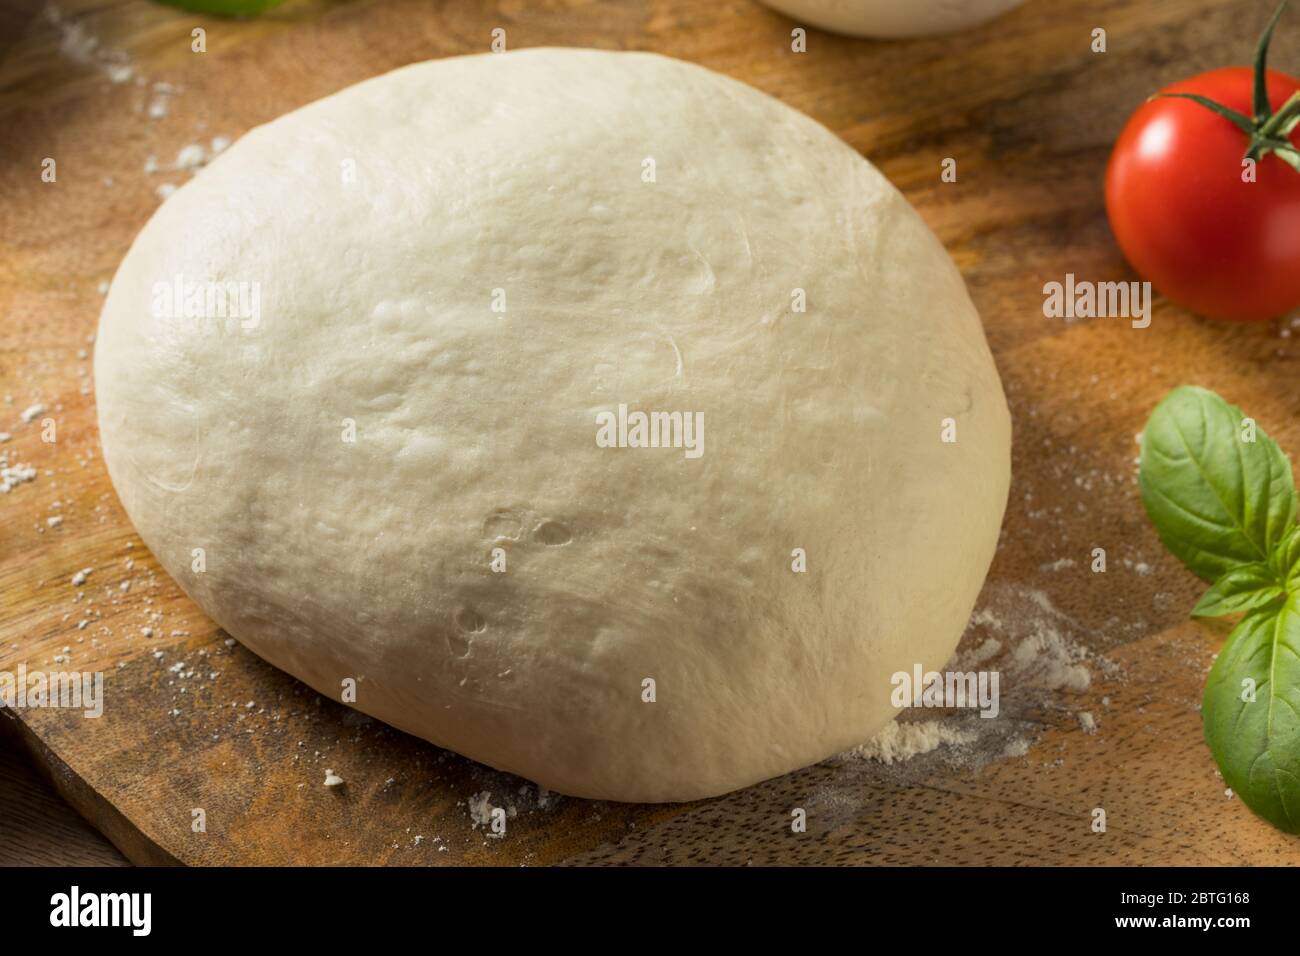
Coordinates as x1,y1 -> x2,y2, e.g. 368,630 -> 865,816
1202,598 -> 1300,831
1153,0 -> 1300,172
1138,386 -> 1295,582
1191,563 -> 1285,618
1139,385 -> 1300,832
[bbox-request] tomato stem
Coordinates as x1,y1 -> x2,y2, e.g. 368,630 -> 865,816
1261,91 -> 1300,138
1153,92 -> 1255,133
1152,0 -> 1299,172
1254,0 -> 1290,122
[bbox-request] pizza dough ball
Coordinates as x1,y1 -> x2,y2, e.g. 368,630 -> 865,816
761,0 -> 1027,38
95,49 -> 1010,802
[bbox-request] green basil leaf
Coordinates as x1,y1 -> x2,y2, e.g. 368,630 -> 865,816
1203,597 -> 1300,833
1191,563 -> 1285,617
1138,385 -> 1297,582
1273,524 -> 1300,583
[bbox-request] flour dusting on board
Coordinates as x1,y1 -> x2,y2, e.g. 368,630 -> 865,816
849,720 -> 978,765
840,582 -> 1117,770
46,4 -> 134,83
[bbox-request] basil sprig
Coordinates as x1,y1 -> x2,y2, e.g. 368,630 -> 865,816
1140,385 -> 1300,833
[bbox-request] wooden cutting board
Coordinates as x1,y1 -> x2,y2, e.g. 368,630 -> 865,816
4,0 -> 1300,865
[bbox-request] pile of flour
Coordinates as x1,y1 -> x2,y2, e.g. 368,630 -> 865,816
842,581 -> 1117,769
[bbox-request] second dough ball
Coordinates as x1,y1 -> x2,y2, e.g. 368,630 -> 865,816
762,0 -> 1026,38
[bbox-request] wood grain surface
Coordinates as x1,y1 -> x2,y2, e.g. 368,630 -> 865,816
3,0 -> 1300,865
0,736 -> 128,866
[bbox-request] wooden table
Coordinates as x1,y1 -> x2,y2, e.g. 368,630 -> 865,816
3,0 -> 1300,865
0,741 -> 127,866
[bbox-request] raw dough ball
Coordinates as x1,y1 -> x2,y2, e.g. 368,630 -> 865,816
95,49 -> 1010,802
761,0 -> 1026,38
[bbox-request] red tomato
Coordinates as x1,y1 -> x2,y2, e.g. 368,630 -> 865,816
1105,67 -> 1300,322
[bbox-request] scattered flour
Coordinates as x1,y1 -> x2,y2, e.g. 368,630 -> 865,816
847,719 -> 978,765
467,790 -> 494,827
147,81 -> 179,119
1007,623 -> 1091,691
965,637 -> 1002,666
140,138 -> 235,206
1038,557 -> 1076,572
1,461 -> 37,493
1003,738 -> 1031,758
174,143 -> 207,171
1121,557 -> 1154,575
842,583 -> 1117,771
467,790 -> 518,838
46,4 -> 134,83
